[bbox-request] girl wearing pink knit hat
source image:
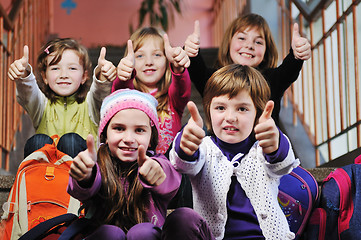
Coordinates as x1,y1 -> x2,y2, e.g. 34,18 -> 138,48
67,89 -> 182,239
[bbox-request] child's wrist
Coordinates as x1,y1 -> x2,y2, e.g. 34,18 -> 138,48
170,64 -> 185,74
93,65 -> 107,82
20,64 -> 32,79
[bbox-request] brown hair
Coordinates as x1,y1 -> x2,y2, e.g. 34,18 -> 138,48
36,38 -> 92,103
87,123 -> 158,232
203,64 -> 270,134
127,27 -> 172,115
218,13 -> 278,71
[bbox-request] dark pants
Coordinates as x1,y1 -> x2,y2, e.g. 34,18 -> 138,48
162,207 -> 215,240
85,208 -> 213,240
24,133 -> 87,158
84,223 -> 161,240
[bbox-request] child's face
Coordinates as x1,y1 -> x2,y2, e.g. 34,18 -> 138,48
134,37 -> 167,91
44,49 -> 86,97
210,90 -> 257,144
106,109 -> 152,162
229,27 -> 266,68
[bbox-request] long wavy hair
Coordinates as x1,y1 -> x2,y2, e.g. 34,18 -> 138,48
218,13 -> 278,72
36,38 -> 92,103
87,122 -> 159,232
127,27 -> 172,115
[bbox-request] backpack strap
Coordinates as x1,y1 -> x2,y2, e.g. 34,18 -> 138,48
58,217 -> 91,240
354,154 -> 361,164
18,213 -> 78,240
51,134 -> 60,146
327,168 -> 353,238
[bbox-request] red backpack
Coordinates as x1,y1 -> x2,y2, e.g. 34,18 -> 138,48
0,142 -> 80,240
306,155 -> 361,239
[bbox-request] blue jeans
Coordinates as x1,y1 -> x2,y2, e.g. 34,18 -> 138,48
24,133 -> 87,158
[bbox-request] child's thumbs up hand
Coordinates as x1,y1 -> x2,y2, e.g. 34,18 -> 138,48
180,101 -> 205,156
254,101 -> 279,154
8,45 -> 30,81
70,135 -> 97,183
185,20 -> 200,57
97,47 -> 117,82
117,40 -> 135,81
292,23 -> 311,60
137,145 -> 166,186
164,33 -> 190,74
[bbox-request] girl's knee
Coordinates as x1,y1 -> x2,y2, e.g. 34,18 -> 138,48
127,223 -> 161,240
57,132 -> 86,157
24,134 -> 53,158
85,224 -> 126,240
162,207 -> 213,239
166,207 -> 201,226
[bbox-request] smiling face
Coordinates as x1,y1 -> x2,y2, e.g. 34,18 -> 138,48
44,49 -> 86,97
210,91 -> 257,144
229,27 -> 266,68
106,109 -> 152,162
134,37 -> 167,92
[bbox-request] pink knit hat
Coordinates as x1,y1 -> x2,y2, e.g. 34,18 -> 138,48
98,89 -> 159,140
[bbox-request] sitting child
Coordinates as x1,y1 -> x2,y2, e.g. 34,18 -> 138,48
167,64 -> 299,240
8,38 -> 116,155
68,89 -> 182,239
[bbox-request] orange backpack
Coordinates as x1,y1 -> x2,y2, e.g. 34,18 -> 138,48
1,142 -> 80,240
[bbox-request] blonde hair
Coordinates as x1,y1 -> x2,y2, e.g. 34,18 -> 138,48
36,38 -> 92,103
127,27 -> 172,115
203,64 -> 270,134
218,13 -> 278,71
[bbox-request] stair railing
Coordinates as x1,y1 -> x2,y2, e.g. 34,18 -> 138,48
278,0 -> 360,166
0,0 -> 50,171
211,0 -> 360,166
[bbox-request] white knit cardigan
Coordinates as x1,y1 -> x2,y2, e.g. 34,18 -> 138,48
170,135 -> 300,240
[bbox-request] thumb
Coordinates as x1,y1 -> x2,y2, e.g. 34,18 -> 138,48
98,47 -> 106,65
259,101 -> 274,124
126,39 -> 135,60
188,101 -> 203,128
292,23 -> 300,41
21,45 -> 29,67
86,134 -> 97,162
137,145 -> 147,167
163,33 -> 172,52
194,20 -> 200,39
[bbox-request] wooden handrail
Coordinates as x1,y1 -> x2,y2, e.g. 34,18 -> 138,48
0,0 -> 50,172
292,0 -> 334,22
283,0 -> 361,165
8,0 -> 24,22
0,4 -> 13,30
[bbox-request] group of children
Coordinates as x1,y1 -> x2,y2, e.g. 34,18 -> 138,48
8,13 -> 310,240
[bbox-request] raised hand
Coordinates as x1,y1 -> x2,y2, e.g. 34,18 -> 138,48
117,40 -> 135,81
69,134 -> 97,183
292,23 -> 311,60
185,20 -> 200,57
137,145 -> 166,186
97,47 -> 117,82
8,45 -> 30,81
164,33 -> 190,74
180,101 -> 205,156
254,101 -> 279,154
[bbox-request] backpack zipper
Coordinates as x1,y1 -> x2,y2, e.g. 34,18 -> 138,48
27,200 -> 68,211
